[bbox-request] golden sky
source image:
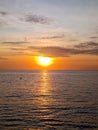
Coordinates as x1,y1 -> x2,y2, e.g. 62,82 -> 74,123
0,0 -> 98,70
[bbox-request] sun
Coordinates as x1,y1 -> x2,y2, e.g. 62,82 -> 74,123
37,56 -> 52,66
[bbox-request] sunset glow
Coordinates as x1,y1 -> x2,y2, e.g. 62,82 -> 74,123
0,0 -> 98,70
37,56 -> 52,66
0,1 -> 98,129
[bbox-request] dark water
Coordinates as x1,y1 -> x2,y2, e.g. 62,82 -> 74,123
0,70 -> 98,130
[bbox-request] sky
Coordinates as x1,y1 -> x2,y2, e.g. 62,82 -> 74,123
0,0 -> 98,70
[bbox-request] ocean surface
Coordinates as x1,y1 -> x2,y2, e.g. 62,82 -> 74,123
0,70 -> 98,130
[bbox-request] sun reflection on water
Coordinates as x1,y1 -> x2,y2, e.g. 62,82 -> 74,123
40,71 -> 49,94
37,71 -> 53,107
30,71 -> 54,124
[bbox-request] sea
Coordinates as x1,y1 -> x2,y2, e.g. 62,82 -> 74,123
0,70 -> 98,130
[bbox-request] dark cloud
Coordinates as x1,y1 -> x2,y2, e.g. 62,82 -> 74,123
28,41 -> 98,57
89,36 -> 98,39
0,11 -> 8,16
39,34 -> 65,39
69,39 -> 78,42
28,46 -> 69,57
0,11 -> 9,27
7,41 -> 98,57
2,41 -> 29,45
74,42 -> 98,49
10,47 -> 27,51
0,56 -> 8,60
23,14 -> 51,25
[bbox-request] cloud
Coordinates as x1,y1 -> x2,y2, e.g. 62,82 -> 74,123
23,14 -> 52,25
2,41 -> 29,45
89,36 -> 98,39
0,11 -> 9,27
8,41 -> 98,57
0,21 -> 6,26
28,41 -> 98,57
28,46 -> 69,57
0,56 -> 8,60
74,41 -> 98,49
0,11 -> 8,16
10,47 -> 27,51
39,34 -> 65,39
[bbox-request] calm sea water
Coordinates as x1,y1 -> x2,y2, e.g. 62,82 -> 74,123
0,70 -> 98,130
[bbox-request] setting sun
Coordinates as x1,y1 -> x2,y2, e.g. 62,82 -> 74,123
37,56 -> 52,66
